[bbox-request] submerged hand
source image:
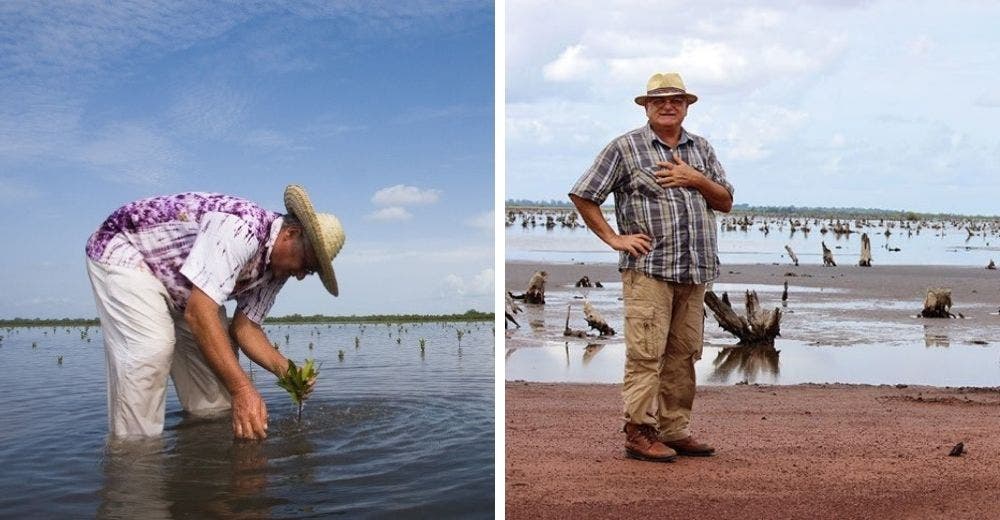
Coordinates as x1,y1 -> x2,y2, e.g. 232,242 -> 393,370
231,385 -> 268,440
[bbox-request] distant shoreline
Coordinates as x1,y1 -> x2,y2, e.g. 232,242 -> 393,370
0,311 -> 494,328
505,201 -> 1000,220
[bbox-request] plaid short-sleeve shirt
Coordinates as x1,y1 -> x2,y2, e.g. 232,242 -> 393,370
570,125 -> 734,284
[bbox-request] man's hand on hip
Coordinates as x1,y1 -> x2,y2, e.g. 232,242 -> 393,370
608,233 -> 652,258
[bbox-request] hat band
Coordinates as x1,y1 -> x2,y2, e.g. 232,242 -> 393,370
646,87 -> 686,96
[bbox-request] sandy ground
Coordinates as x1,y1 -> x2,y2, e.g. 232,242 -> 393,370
505,261 -> 1000,518
506,382 -> 1000,520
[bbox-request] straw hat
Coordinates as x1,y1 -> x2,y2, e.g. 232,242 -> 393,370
283,184 -> 346,296
634,72 -> 698,106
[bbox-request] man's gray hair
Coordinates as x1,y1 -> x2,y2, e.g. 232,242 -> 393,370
282,213 -> 302,228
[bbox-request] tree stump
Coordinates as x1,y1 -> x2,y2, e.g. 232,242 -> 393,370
562,305 -> 587,338
510,270 -> 549,304
704,290 -> 781,346
784,245 -> 799,266
859,233 -> 872,267
920,288 -> 954,318
505,292 -> 522,328
821,241 -> 836,266
583,301 -> 615,336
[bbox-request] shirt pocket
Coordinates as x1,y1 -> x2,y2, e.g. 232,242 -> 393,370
627,166 -> 663,199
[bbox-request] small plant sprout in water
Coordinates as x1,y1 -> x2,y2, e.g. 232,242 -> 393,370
457,329 -> 464,346
276,359 -> 318,422
354,336 -> 360,350
396,337 -> 401,346
57,355 -> 63,365
338,350 -> 345,361
308,341 -> 314,350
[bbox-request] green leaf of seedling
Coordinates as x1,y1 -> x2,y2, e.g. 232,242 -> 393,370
276,358 -> 319,407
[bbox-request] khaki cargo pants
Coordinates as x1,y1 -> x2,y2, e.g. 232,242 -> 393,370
621,269 -> 706,442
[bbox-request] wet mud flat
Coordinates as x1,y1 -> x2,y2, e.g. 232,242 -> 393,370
506,382 -> 1000,520
505,261 -> 1000,386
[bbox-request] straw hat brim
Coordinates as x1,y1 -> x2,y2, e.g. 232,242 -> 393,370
284,185 -> 339,296
634,92 -> 698,106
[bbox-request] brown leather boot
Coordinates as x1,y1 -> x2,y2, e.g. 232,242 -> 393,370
624,423 -> 677,462
663,436 -> 716,457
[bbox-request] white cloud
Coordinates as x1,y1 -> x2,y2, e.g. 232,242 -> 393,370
167,83 -> 251,140
722,105 -> 809,161
365,206 -> 412,221
441,268 -> 494,297
465,210 -> 494,230
78,122 -> 180,186
371,184 -> 442,206
906,35 -> 935,57
543,45 -> 597,82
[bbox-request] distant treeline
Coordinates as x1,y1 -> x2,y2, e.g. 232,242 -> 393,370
0,310 -> 494,328
264,310 -> 493,324
506,200 -> 998,220
0,317 -> 100,328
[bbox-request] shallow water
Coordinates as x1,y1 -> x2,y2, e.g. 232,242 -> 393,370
507,217 -> 1000,267
0,322 -> 494,518
505,282 -> 1000,387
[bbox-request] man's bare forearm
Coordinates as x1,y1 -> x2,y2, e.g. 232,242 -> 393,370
230,312 -> 287,377
696,177 -> 733,213
185,287 -> 251,395
570,194 -> 616,244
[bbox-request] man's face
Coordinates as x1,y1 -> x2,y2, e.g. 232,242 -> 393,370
645,96 -> 688,128
270,227 -> 320,281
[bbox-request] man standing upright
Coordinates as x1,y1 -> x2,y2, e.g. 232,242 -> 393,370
569,72 -> 734,462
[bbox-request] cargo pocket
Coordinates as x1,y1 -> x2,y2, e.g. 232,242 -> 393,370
624,302 -> 659,360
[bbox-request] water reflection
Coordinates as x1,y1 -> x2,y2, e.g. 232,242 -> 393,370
709,344 -> 781,384
98,438 -> 170,520
98,413 -> 316,520
582,343 -> 605,365
923,324 -> 950,348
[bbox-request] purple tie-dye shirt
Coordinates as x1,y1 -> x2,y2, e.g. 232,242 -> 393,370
85,192 -> 287,324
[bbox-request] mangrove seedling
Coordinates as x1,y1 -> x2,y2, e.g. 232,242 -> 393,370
396,337 -> 401,346
276,358 -> 318,422
338,349 -> 345,361
57,355 -> 63,365
354,336 -> 360,350
419,338 -> 426,348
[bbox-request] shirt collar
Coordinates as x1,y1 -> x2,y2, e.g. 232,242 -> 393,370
265,216 -> 284,267
644,124 -> 691,147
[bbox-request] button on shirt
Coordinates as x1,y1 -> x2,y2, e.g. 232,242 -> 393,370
85,193 -> 287,324
570,125 -> 734,284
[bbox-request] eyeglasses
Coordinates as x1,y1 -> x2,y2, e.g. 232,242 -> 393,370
299,236 -> 321,276
647,97 -> 686,108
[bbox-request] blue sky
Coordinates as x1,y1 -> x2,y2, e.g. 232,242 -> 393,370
0,2 -> 494,319
506,0 -> 1000,216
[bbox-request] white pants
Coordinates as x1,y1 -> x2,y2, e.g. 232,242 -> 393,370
87,259 -> 233,437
